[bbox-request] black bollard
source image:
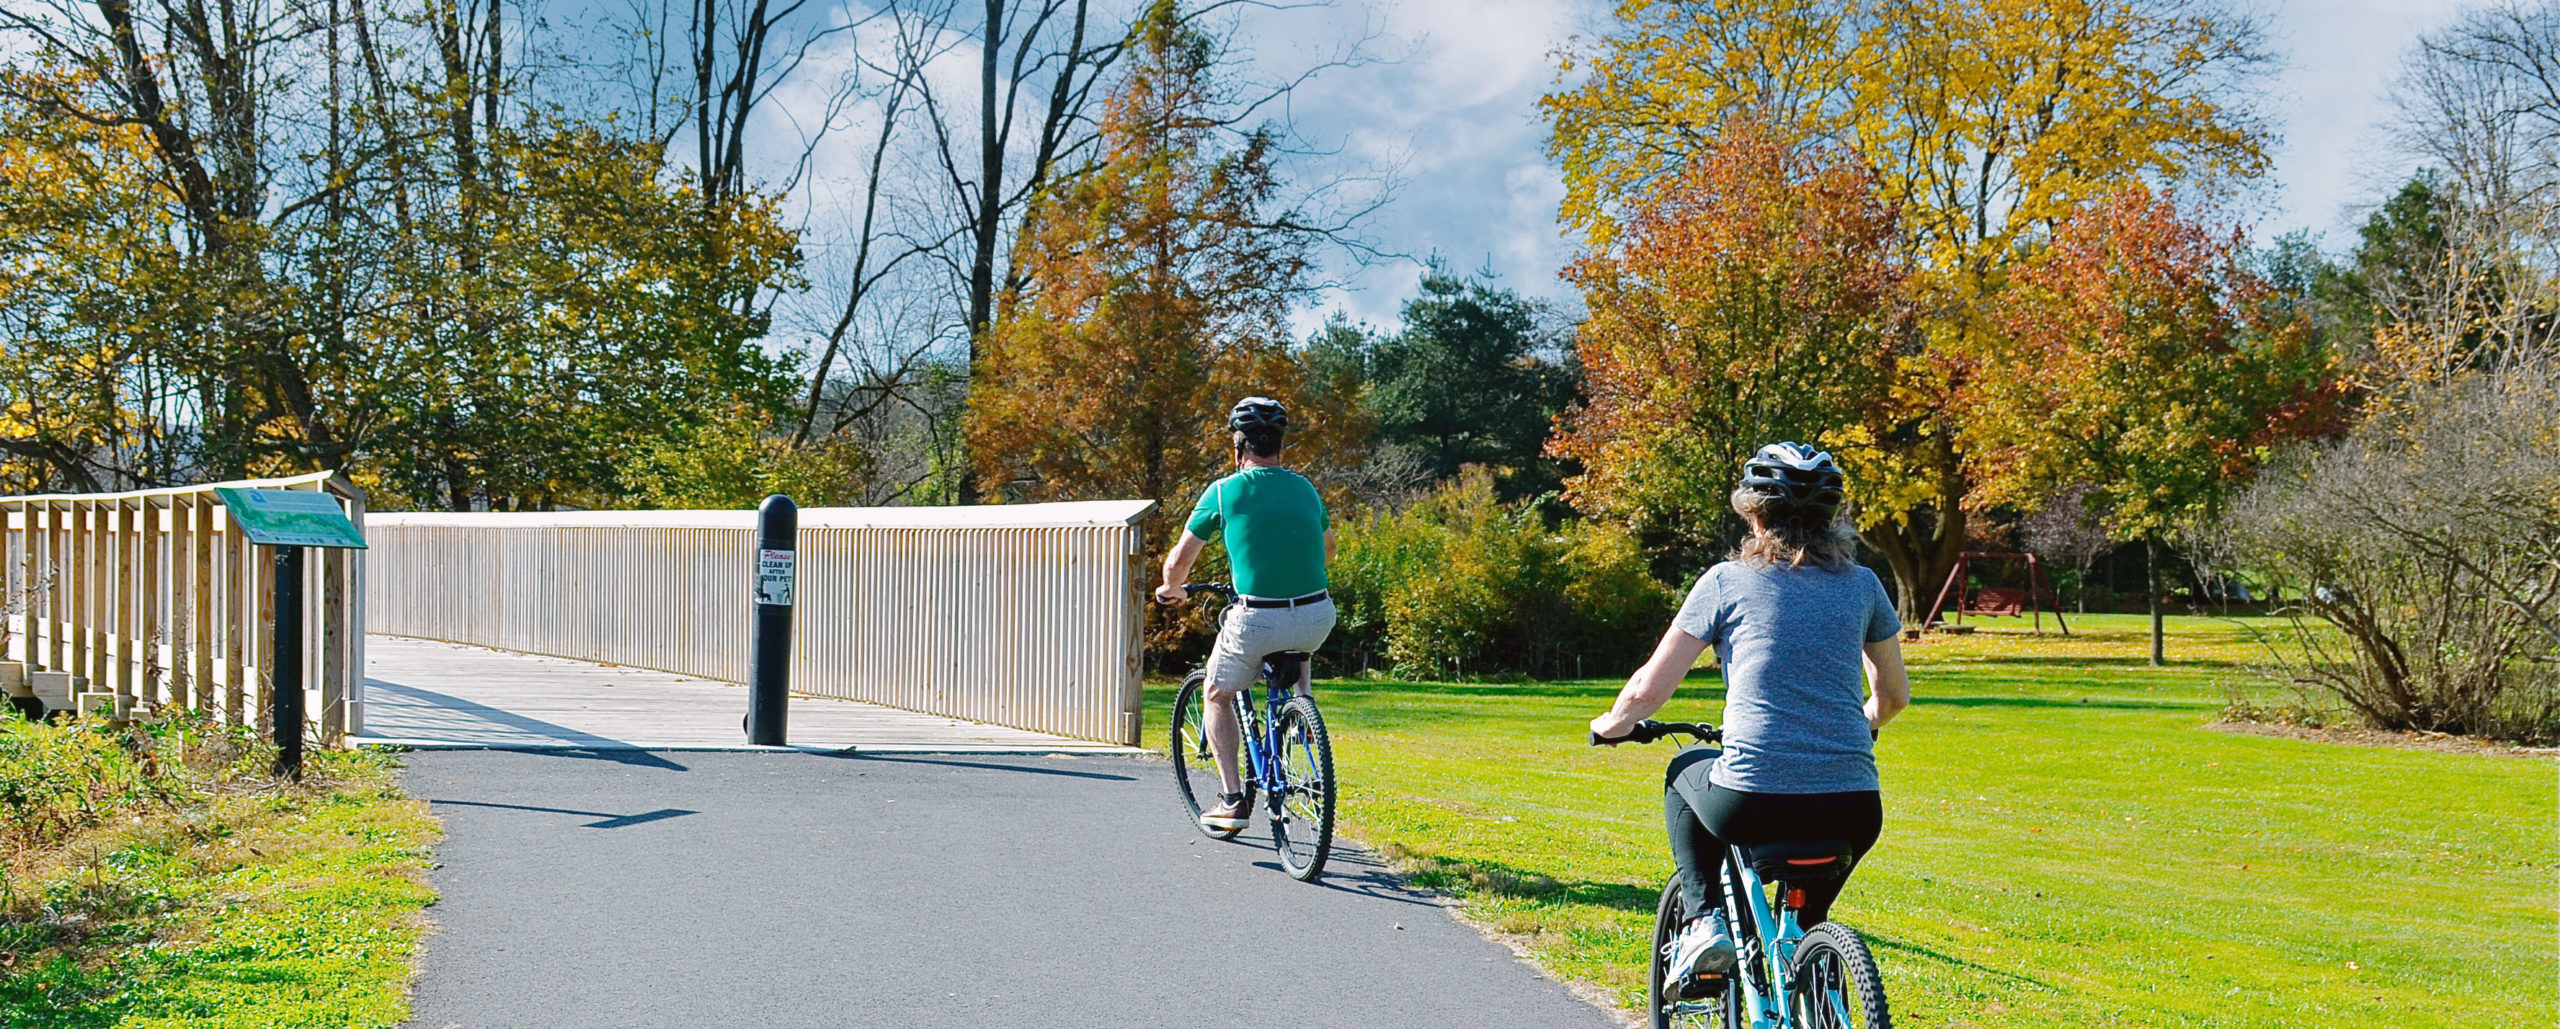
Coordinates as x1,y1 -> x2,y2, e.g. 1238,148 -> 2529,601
272,545 -> 305,780
745,494 -> 796,746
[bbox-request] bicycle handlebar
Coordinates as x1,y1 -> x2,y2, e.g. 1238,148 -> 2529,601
1178,582 -> 1237,600
1589,720 -> 1719,747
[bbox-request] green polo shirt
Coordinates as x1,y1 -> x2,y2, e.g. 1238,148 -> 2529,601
1184,467 -> 1328,599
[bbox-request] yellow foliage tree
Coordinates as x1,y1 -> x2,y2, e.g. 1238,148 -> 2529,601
0,68 -> 189,493
1543,0 -> 2274,612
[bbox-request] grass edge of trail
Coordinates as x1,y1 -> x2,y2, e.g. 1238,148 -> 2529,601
0,744 -> 442,1029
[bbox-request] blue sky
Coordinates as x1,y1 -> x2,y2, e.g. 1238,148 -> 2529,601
1250,0 -> 2482,336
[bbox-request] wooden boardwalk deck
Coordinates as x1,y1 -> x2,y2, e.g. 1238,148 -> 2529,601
355,636 -> 1139,753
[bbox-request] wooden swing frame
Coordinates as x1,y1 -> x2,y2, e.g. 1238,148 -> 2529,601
1921,551 -> 2070,636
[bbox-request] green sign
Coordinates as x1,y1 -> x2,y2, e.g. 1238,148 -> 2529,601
214,488 -> 368,549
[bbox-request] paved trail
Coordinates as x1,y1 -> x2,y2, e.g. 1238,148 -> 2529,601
400,749 -> 1622,1029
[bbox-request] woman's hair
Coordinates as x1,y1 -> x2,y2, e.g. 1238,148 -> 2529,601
1729,488 -> 1858,571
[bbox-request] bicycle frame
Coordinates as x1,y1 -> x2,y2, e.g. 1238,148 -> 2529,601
1716,849 -> 1806,1029
1227,659 -> 1306,805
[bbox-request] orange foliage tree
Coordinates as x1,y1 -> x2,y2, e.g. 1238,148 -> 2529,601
1549,123 -> 1907,573
967,0 -> 1364,539
1971,187 -> 2336,661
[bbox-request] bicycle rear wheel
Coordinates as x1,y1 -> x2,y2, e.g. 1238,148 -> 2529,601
1169,673 -> 1251,839
1268,695 -> 1336,881
1789,921 -> 1891,1029
1650,878 -> 1741,1029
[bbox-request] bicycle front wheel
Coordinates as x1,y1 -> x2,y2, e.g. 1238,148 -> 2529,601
1169,673 -> 1250,839
1788,921 -> 1891,1029
1650,877 -> 1741,1029
1267,695 -> 1336,881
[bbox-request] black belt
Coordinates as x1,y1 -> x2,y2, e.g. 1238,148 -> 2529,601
1242,590 -> 1329,609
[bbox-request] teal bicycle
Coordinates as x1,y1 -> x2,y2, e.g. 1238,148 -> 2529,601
1167,582 -> 1337,881
1597,720 -> 1893,1029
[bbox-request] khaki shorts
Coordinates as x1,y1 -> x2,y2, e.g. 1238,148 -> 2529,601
1205,597 -> 1337,695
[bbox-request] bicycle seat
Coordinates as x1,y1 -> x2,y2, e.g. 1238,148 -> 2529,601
1746,840 -> 1856,881
1260,651 -> 1309,682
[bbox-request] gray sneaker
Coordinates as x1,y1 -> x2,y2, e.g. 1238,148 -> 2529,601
1664,911 -> 1736,996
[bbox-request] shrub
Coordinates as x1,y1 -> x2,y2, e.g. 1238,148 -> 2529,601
0,713 -> 266,852
1327,469 -> 1674,679
2218,362 -> 2560,742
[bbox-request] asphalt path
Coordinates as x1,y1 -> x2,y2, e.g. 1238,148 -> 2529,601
399,749 -> 1624,1029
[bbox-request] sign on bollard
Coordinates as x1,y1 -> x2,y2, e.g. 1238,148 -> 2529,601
755,547 -> 796,606
745,494 -> 796,746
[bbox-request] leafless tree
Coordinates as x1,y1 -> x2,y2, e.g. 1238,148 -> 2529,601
2374,0 -> 2559,377
2219,358 -> 2560,741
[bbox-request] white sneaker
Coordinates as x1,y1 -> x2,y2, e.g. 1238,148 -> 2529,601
1664,912 -> 1736,993
1199,792 -> 1249,832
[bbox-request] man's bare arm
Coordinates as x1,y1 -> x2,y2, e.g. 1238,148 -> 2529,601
1155,531 -> 1210,604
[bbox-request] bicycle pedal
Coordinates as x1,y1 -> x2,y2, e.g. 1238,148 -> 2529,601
1675,972 -> 1729,1001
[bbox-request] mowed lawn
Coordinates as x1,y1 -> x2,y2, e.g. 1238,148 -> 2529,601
1154,614 -> 2557,1028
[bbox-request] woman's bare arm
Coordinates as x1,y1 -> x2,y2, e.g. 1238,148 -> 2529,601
1863,636 -> 1911,731
1590,624 -> 1712,740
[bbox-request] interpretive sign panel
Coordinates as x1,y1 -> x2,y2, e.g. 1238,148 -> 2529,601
214,488 -> 368,549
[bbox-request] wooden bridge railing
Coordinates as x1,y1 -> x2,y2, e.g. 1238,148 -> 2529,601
1,472 -> 367,740
365,501 -> 1155,746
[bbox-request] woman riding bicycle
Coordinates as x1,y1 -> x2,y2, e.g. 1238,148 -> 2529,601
1588,442 -> 1911,995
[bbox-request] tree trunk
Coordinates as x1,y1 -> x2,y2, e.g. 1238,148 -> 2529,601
2146,531 -> 2166,666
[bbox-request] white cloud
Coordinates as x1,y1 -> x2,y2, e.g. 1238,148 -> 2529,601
1255,0 -> 1599,337
1381,0 -> 1578,107
2257,0 -> 2480,245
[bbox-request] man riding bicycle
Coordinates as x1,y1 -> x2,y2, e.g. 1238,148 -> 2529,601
1589,442 -> 1912,998
1155,396 -> 1337,834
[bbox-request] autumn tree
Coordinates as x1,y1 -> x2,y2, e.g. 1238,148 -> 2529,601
1973,188 -> 2335,662
0,68 -> 191,493
1549,123 -> 1905,575
1543,0 -> 2274,611
967,1 -> 1363,518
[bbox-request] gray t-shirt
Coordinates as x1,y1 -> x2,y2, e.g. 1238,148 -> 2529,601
1674,560 -> 1902,794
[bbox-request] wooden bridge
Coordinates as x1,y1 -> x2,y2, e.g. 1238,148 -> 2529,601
2,475 -> 1153,754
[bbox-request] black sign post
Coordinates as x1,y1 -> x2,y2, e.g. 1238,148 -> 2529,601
272,546 -> 305,779
745,494 -> 797,746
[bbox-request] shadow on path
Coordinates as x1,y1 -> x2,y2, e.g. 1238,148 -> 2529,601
368,678 -> 648,746
822,753 -> 1140,781
428,799 -> 699,829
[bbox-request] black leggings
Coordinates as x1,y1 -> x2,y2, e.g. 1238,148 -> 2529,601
1663,750 -> 1882,927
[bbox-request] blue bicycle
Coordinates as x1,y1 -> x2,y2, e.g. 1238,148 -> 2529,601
1598,720 -> 1893,1029
1167,583 -> 1337,881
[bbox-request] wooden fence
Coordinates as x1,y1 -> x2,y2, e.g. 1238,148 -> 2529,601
1,472 -> 368,740
365,501 -> 1156,745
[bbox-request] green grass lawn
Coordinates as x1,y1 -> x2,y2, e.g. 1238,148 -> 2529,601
0,743 -> 439,1029
1153,613 -> 2557,1028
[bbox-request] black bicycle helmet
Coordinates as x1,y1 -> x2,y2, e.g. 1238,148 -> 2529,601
1227,396 -> 1289,433
1739,441 -> 1845,517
